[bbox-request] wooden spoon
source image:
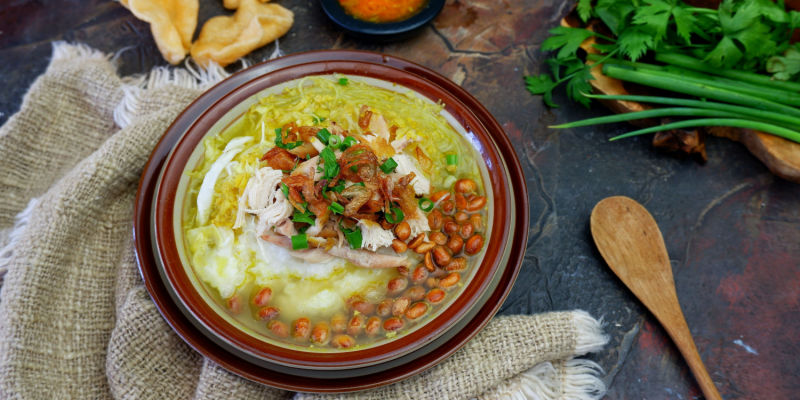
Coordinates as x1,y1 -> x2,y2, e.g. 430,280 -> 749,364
590,196 -> 722,400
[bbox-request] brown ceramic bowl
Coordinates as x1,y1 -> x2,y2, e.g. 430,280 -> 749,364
135,50 -> 528,391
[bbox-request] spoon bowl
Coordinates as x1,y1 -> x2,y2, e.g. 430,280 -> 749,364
590,196 -> 721,400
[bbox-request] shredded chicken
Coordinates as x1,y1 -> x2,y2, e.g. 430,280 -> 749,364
260,233 -> 335,263
406,213 -> 430,237
233,166 -> 293,235
358,219 -> 395,251
391,154 -> 430,195
292,155 -> 322,180
327,246 -> 411,268
390,137 -> 415,153
367,111 -> 390,140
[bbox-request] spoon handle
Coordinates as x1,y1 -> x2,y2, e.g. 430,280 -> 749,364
656,304 -> 722,400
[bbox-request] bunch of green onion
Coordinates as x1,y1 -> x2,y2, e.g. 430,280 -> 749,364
551,53 -> 800,145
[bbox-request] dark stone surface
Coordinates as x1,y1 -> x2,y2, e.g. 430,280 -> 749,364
2,0 -> 798,398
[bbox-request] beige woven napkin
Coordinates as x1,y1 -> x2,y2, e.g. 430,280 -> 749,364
0,43 -> 608,400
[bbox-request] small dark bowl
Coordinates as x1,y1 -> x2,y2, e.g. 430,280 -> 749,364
320,0 -> 445,40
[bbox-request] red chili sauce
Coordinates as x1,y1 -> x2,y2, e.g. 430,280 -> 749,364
338,0 -> 428,23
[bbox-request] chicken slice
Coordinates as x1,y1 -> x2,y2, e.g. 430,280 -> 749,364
390,154 -> 430,196
327,246 -> 411,269
358,219 -> 394,251
260,232 -> 410,268
234,166 -> 293,234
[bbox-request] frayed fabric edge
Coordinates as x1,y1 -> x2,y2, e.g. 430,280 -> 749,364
112,39 -> 284,129
112,58 -> 234,129
485,311 -> 609,400
0,198 -> 39,281
489,359 -> 607,400
572,310 -> 609,355
51,41 -> 112,64
49,40 -> 284,129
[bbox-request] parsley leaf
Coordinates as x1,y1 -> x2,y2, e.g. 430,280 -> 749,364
767,44 -> 800,81
670,6 -> 696,44
790,10 -> 800,31
749,0 -> 787,25
524,74 -> 559,108
541,26 -> 596,60
703,0 -> 778,68
594,0 -> 635,36
632,0 -> 672,46
564,60 -> 594,108
577,0 -> 593,23
704,36 -> 742,68
617,27 -> 653,61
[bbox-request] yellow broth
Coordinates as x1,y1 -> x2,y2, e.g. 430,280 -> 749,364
181,75 -> 487,350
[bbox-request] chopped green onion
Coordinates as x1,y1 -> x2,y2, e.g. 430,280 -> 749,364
275,127 -> 303,150
311,114 -> 326,124
292,209 -> 315,225
380,157 -> 398,174
329,202 -> 345,214
341,136 -> 357,150
385,206 -> 404,224
354,182 -> 365,187
292,203 -> 315,225
445,154 -> 458,172
328,135 -> 342,149
280,183 -> 289,198
350,165 -> 359,172
330,181 -> 346,193
418,197 -> 434,212
291,233 -> 308,250
344,227 -> 362,249
317,128 -> 331,145
338,220 -> 362,249
319,147 -> 340,180
338,77 -> 348,86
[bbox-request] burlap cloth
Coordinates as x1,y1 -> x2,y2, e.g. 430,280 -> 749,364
0,43 -> 609,400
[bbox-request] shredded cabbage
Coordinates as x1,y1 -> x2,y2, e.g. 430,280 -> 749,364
196,136 -> 252,225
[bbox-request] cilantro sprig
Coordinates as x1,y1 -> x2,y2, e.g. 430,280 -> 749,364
526,0 -> 800,108
526,0 -> 800,146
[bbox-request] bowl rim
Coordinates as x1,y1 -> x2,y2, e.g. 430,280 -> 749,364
152,60 -> 512,369
319,0 -> 446,36
133,49 -> 529,391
